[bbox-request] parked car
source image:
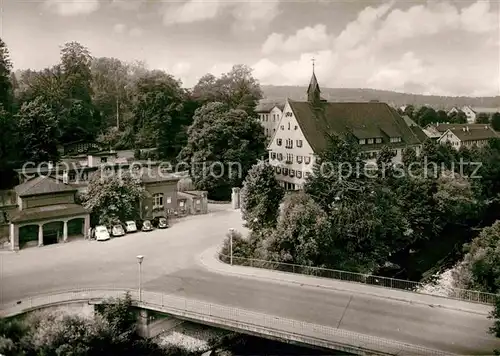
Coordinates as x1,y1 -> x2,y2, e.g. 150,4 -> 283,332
111,224 -> 125,237
141,220 -> 153,232
94,225 -> 110,241
152,216 -> 169,229
125,220 -> 138,233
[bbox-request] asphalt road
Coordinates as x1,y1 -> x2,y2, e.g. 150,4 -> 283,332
1,205 -> 499,354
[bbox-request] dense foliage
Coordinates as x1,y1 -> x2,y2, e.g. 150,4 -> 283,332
82,170 -> 144,226
179,102 -> 267,200
0,293 -> 195,356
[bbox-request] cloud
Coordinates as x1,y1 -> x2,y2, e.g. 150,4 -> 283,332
111,0 -> 143,11
113,23 -> 126,34
43,0 -> 100,16
162,0 -> 280,31
262,24 -> 330,54
129,27 -> 143,38
253,1 -> 500,96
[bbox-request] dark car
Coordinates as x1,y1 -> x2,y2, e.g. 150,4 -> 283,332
141,220 -> 153,232
152,216 -> 169,229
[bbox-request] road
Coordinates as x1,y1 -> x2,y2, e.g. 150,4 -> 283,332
1,204 -> 499,354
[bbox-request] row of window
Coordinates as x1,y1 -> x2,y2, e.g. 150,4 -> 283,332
259,113 -> 281,122
276,139 -> 303,148
275,166 -> 311,179
358,137 -> 402,145
280,122 -> 299,131
270,152 -> 311,164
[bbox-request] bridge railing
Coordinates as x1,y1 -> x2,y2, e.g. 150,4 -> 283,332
219,253 -> 499,305
0,288 -> 452,356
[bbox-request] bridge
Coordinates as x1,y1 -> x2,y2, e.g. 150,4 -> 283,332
1,208 -> 500,355
0,288 -> 454,356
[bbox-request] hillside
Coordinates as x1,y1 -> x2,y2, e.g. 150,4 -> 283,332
261,85 -> 500,110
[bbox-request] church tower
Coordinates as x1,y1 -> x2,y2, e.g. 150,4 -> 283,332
307,58 -> 321,104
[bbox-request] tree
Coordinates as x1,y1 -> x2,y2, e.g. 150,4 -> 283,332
16,97 -> 60,164
437,109 -> 448,123
448,110 -> 467,124
61,41 -> 93,103
179,102 -> 267,200
82,170 -> 144,226
132,70 -> 188,159
415,106 -> 438,126
403,105 -> 415,119
476,112 -> 490,124
402,146 -> 418,166
192,65 -> 262,116
264,192 -> 332,266
491,113 -> 500,131
0,37 -> 13,111
240,161 -> 284,232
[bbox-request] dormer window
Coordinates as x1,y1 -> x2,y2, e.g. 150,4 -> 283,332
390,137 -> 402,143
359,139 -> 366,145
375,138 -> 382,144
367,138 -> 374,144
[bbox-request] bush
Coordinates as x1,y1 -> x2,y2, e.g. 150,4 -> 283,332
219,230 -> 254,263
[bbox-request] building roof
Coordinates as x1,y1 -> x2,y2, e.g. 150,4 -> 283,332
410,126 -> 429,143
426,123 -> 491,133
255,100 -> 285,113
402,115 -> 418,127
140,166 -> 182,184
287,100 -> 421,152
448,126 -> 499,142
14,176 -> 77,197
10,204 -> 88,224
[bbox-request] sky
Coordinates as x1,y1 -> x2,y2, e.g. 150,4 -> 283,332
1,0 -> 499,96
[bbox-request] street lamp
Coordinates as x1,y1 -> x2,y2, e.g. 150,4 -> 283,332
136,255 -> 144,302
228,228 -> 234,266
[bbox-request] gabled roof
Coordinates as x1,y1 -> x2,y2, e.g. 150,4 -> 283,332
255,100 -> 286,113
10,204 -> 88,223
446,126 -> 499,142
15,176 -> 77,197
287,100 -> 421,152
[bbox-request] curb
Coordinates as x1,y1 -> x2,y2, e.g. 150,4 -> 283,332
198,248 -> 491,317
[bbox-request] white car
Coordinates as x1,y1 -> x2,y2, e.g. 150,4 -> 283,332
94,225 -> 110,241
125,221 -> 138,233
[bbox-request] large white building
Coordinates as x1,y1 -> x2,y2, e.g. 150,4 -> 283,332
448,106 -> 500,124
267,71 -> 423,191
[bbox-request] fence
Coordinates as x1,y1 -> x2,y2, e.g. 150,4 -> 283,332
219,253 -> 499,305
0,288 -> 453,356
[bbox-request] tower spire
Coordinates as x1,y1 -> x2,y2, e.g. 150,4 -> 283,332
307,57 -> 321,104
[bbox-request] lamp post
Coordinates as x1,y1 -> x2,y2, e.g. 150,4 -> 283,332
136,255 -> 144,302
228,228 -> 234,266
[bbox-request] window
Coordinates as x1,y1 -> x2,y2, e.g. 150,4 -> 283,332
289,169 -> 295,178
265,128 -> 268,135
153,193 -> 164,208
273,128 -> 276,132
166,197 -> 172,204
69,172 -> 76,181
281,125 -> 284,130
277,153 -> 283,161
367,138 -> 374,144
375,138 -> 382,144
285,139 -> 293,148
277,139 -> 282,146
359,139 -> 366,145
297,156 -> 303,163
297,140 -> 303,147
283,168 -> 289,175
285,112 -> 292,117
179,201 -> 185,207
288,122 -> 291,130
297,171 -> 302,178
305,156 -> 311,164
286,153 -> 293,163
271,152 -> 277,160
101,157 -> 107,163
276,167 -> 281,174
294,126 -> 298,130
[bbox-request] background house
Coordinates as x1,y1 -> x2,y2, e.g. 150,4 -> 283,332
438,125 -> 498,149
449,106 -> 500,124
256,100 -> 285,140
